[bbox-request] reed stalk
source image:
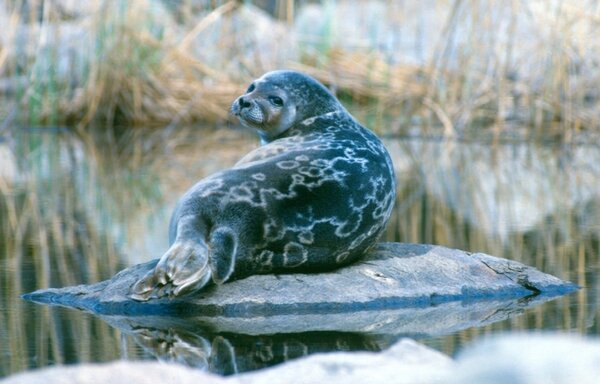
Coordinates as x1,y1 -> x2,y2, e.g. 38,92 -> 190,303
0,0 -> 597,138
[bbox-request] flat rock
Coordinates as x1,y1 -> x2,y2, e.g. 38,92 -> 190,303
17,242 -> 581,376
96,297 -> 552,338
23,242 -> 577,318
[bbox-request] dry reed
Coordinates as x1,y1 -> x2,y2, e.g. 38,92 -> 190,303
0,0 -> 598,139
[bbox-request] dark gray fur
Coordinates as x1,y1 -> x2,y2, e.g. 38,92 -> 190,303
130,70 -> 397,300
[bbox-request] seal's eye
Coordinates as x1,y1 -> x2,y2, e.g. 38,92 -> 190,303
268,96 -> 284,107
246,83 -> 255,93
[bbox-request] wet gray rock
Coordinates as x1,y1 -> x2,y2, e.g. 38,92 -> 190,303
21,242 -> 579,375
23,242 -> 577,318
0,361 -> 224,384
4,334 -> 600,384
244,334 -> 600,384
236,338 -> 453,384
0,339 -> 452,384
96,297 -> 552,339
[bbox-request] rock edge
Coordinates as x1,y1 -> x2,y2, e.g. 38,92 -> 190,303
22,242 -> 578,317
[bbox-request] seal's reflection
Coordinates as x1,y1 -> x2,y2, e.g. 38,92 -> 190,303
129,326 -> 389,375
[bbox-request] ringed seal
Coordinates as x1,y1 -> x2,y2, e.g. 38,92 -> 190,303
131,70 -> 397,301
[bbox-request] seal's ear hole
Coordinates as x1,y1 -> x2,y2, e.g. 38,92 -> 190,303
246,83 -> 255,93
209,228 -> 236,285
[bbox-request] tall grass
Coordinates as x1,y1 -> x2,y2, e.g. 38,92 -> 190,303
0,127 -> 178,375
1,0 -> 599,139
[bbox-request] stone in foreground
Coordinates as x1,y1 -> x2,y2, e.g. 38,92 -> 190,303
23,242 -> 577,317
4,334 -> 600,384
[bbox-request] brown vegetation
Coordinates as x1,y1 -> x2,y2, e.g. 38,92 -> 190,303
0,0 -> 599,139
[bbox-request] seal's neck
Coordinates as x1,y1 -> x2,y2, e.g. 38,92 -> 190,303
257,131 -> 271,146
256,107 -> 349,146
258,110 -> 346,146
298,110 -> 343,127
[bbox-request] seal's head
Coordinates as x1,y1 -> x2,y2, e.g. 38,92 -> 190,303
231,70 -> 342,143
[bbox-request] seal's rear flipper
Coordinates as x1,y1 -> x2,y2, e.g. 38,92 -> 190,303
129,240 -> 211,301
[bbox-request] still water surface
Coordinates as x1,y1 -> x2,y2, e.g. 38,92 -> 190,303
0,127 -> 598,377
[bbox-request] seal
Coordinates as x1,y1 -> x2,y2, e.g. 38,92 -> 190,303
130,70 -> 397,301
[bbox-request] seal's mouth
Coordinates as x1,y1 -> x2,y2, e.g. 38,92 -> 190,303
231,97 -> 266,128
242,104 -> 265,125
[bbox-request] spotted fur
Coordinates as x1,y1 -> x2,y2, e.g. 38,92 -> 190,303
130,70 -> 396,300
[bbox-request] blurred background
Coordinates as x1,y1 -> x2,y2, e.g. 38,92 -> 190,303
0,0 -> 599,379
2,0 -> 600,137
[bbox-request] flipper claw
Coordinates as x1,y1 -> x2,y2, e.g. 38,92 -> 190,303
129,240 -> 210,301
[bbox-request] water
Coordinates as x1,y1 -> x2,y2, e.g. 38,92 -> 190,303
0,127 -> 598,378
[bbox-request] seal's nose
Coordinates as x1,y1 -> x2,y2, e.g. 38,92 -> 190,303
238,97 -> 252,109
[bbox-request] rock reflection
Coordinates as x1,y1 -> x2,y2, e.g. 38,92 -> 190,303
125,325 -> 385,375
132,328 -> 213,368
84,291 -> 559,375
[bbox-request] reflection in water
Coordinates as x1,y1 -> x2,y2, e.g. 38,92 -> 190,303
75,292 -> 558,376
387,139 -> 600,238
1,128 -> 598,378
125,326 -> 383,376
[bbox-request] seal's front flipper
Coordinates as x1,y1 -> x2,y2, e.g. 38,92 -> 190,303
129,240 -> 211,301
209,227 -> 237,285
